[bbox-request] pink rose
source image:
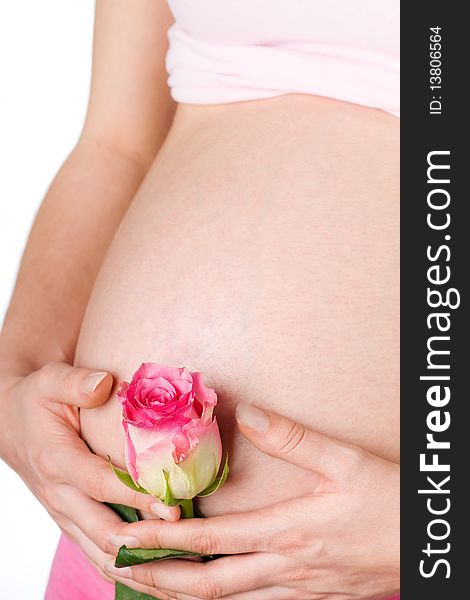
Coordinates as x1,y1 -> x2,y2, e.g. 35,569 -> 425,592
117,363 -> 222,501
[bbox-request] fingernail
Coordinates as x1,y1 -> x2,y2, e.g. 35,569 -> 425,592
235,403 -> 269,433
150,501 -> 179,521
82,372 -> 108,394
109,535 -> 140,548
104,561 -> 131,578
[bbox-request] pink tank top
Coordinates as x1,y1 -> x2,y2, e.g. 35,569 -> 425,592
166,0 -> 399,116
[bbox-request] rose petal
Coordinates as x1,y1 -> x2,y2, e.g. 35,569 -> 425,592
135,363 -> 192,391
134,438 -> 176,498
123,420 -> 139,484
191,372 -> 217,424
120,363 -> 222,500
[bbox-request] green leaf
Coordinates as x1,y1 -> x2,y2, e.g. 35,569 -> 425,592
107,503 -> 139,523
116,582 -> 158,600
108,455 -> 148,495
197,453 -> 229,497
115,545 -> 200,568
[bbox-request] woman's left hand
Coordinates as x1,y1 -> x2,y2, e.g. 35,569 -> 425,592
107,404 -> 400,600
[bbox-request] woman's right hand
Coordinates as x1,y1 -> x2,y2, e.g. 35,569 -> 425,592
0,362 -> 179,580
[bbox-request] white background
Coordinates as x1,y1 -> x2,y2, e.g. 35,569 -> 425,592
0,2 -> 94,597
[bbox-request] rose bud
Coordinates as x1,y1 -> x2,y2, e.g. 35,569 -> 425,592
117,363 -> 223,501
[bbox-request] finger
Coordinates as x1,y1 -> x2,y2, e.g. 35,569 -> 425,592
217,587 -> 296,600
52,486 -> 129,554
235,402 -> 368,480
116,578 -> 174,600
156,583 -> 294,600
56,441 -> 180,520
68,523 -> 172,598
56,518 -> 115,583
115,508 -> 272,554
68,524 -> 174,599
33,361 -> 113,408
106,553 -> 278,599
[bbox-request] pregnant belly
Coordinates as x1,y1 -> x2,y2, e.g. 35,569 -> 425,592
77,95 -> 399,515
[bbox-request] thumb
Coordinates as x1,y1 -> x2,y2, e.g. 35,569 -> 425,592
33,362 -> 113,408
235,403 -> 364,480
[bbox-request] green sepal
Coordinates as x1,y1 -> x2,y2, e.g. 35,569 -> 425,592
197,453 -> 229,497
162,469 -> 183,506
115,545 -> 200,568
107,503 -> 139,523
108,455 -> 149,495
115,582 -> 158,600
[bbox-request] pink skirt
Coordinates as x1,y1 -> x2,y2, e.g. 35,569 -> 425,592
45,534 -> 400,600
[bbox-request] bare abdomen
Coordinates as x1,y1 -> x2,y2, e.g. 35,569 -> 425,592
77,95 -> 399,515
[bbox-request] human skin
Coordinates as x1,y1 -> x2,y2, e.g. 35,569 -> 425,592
0,0 -> 179,582
0,0 -> 399,597
108,403 -> 399,600
78,94 -> 399,473
77,94 -> 399,597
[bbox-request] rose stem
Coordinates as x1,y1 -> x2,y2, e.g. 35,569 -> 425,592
180,499 -> 194,519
